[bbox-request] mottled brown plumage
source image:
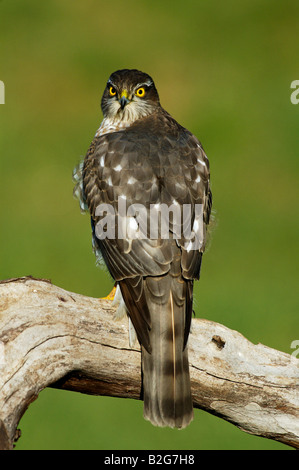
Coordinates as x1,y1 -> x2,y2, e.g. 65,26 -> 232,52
74,69 -> 212,428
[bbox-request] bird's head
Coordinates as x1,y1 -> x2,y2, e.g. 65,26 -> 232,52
101,69 -> 160,123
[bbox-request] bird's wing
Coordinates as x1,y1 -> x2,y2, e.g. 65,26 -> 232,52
82,116 -> 211,351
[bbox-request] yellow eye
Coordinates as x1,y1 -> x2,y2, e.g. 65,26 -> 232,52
135,87 -> 145,97
109,86 -> 117,96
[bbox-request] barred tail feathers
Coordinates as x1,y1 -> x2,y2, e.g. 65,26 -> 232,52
142,276 -> 193,429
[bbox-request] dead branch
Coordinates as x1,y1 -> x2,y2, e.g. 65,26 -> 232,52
0,276 -> 298,449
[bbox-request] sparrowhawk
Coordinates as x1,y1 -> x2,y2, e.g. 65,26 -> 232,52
73,69 -> 212,429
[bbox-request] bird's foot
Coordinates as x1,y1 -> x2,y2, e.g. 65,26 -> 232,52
100,285 -> 117,301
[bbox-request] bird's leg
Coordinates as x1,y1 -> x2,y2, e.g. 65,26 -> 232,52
105,283 -> 137,347
101,284 -> 117,301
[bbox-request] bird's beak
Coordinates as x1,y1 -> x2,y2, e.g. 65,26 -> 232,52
119,90 -> 130,109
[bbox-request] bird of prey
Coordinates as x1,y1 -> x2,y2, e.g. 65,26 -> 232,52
73,69 -> 212,429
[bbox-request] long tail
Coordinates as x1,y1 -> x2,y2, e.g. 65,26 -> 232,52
141,275 -> 193,429
119,269 -> 194,429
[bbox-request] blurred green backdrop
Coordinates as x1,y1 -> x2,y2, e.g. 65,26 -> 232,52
0,0 -> 298,450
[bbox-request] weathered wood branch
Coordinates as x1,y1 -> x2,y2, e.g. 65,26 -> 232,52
0,277 -> 298,450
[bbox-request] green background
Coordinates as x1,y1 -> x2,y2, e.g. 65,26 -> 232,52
0,0 -> 298,450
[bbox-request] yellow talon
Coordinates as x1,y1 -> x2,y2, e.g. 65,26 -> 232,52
101,285 -> 117,301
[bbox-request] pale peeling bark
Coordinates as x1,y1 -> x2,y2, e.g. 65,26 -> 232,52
0,277 -> 298,449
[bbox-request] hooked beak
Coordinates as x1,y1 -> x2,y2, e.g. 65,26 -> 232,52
119,90 -> 130,109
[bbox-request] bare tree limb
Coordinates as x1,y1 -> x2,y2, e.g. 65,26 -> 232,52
0,276 -> 298,450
